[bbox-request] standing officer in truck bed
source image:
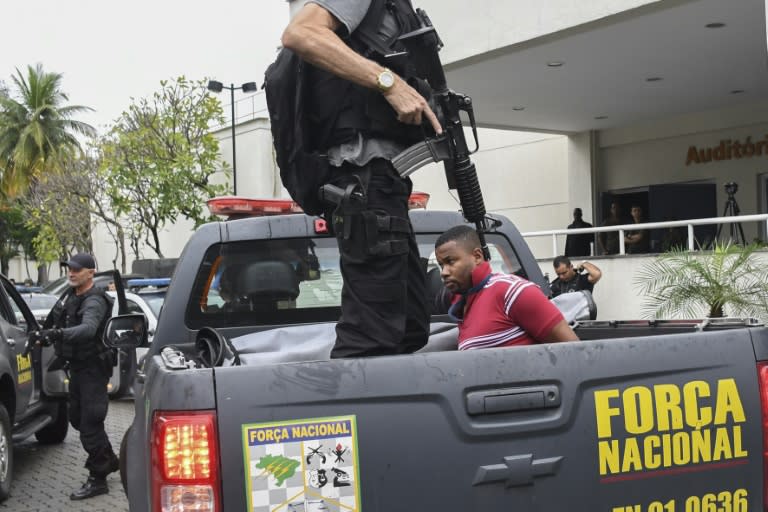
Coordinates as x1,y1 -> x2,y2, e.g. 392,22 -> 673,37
282,0 -> 443,358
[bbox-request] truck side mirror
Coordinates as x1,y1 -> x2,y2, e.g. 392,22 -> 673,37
104,314 -> 149,349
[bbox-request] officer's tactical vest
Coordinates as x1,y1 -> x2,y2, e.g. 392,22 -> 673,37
59,287 -> 113,361
264,0 -> 433,215
306,0 -> 433,149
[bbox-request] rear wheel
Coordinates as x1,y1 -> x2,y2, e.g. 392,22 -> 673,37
0,404 -> 13,501
34,399 -> 68,444
119,425 -> 131,493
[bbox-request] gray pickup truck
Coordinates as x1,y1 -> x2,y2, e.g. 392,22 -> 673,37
115,209 -> 768,512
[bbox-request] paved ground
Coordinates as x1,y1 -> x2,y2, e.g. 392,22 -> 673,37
0,398 -> 134,512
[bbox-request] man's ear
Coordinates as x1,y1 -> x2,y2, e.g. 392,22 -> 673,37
472,247 -> 485,263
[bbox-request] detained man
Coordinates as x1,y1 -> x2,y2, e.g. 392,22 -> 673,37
435,225 -> 579,350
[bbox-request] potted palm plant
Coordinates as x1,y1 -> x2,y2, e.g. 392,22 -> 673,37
634,242 -> 768,319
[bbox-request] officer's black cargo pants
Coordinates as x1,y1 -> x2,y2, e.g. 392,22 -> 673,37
69,355 -> 118,477
327,158 -> 429,358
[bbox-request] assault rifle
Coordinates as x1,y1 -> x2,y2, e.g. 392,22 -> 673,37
391,9 -> 491,260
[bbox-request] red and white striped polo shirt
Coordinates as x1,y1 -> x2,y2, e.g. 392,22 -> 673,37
452,261 -> 564,351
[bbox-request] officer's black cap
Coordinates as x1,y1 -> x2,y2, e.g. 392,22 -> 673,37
62,253 -> 96,271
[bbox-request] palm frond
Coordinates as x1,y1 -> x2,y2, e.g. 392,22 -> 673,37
635,243 -> 768,320
0,64 -> 93,196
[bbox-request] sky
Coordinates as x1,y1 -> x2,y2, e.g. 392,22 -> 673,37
0,0 -> 289,134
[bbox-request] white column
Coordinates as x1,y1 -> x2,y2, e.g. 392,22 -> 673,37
567,131 -> 596,224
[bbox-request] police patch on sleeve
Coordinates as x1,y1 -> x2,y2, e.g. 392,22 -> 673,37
243,415 -> 361,512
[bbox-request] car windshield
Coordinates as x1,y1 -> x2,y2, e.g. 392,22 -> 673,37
23,294 -> 58,310
41,276 -> 68,296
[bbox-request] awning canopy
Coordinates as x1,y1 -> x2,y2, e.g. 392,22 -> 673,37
444,0 -> 768,133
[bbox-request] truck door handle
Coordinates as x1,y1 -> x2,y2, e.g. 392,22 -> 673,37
466,385 -> 560,415
6,338 -> 15,348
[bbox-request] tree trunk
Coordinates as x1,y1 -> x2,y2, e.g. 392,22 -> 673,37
708,304 -> 724,318
118,226 -> 127,274
150,228 -> 164,258
37,263 -> 49,285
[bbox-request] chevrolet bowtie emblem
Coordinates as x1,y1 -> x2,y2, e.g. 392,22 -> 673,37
472,454 -> 564,487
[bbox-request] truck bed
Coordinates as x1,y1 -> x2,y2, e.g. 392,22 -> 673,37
143,323 -> 765,511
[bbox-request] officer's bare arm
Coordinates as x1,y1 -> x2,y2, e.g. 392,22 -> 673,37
282,3 -> 442,133
578,261 -> 602,284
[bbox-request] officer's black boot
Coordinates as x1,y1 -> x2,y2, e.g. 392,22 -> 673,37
70,475 -> 108,500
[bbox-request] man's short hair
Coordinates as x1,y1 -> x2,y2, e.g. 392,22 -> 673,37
435,225 -> 481,252
553,255 -> 572,268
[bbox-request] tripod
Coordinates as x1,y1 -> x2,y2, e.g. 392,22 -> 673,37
716,189 -> 746,245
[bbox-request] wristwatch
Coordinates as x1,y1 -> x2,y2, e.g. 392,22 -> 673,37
376,68 -> 396,93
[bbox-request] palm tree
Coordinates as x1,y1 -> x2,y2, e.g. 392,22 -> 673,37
0,64 -> 95,196
634,242 -> 768,319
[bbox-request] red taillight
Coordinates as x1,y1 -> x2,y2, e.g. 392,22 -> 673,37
757,363 -> 768,511
152,411 -> 220,511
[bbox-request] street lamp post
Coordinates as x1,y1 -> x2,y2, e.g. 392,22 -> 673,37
207,80 -> 258,195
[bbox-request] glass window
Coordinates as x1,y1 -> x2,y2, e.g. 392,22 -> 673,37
24,294 -> 58,311
185,233 -> 522,329
2,284 -> 29,327
6,295 -> 22,326
126,300 -> 143,314
141,294 -> 166,319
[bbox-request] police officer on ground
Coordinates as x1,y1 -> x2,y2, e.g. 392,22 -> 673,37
30,253 -> 119,499
282,0 -> 443,357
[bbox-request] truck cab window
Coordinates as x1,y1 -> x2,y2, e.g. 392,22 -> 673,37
185,233 -> 521,329
0,282 -> 26,327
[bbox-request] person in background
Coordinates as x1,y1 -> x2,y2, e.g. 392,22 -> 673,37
625,205 -> 650,254
564,207 -> 593,257
550,256 -> 602,298
598,201 -> 623,255
435,225 -> 578,350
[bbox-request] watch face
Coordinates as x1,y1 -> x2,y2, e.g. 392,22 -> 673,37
379,71 -> 395,89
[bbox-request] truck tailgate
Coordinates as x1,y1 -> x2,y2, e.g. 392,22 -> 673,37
214,328 -> 764,511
